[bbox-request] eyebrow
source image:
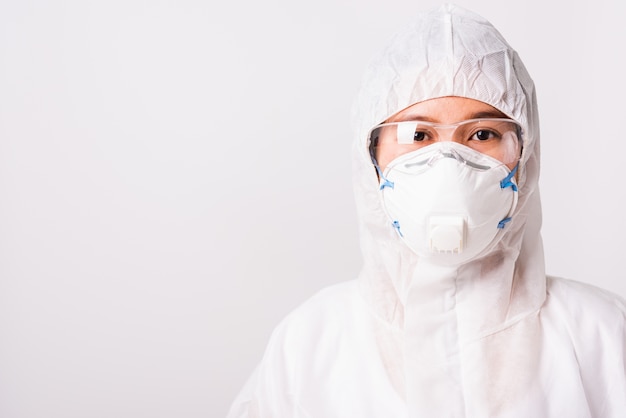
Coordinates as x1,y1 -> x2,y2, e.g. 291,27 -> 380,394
390,110 -> 509,123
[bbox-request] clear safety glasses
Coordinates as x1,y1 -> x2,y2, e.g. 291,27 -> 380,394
369,118 -> 523,167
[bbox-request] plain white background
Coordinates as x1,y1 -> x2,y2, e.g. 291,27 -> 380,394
0,0 -> 624,416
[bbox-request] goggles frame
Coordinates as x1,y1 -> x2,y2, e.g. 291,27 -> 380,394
368,117 -> 524,167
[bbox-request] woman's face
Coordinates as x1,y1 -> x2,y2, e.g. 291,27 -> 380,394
374,96 -> 519,171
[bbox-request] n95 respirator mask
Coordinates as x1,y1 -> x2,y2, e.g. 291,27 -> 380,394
372,141 -> 519,265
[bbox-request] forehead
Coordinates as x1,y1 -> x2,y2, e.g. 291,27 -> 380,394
388,96 -> 508,123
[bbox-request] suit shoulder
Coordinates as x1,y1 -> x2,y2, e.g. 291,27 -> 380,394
544,276 -> 626,337
546,276 -> 626,315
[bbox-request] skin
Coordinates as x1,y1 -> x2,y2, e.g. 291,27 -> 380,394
375,96 -> 518,171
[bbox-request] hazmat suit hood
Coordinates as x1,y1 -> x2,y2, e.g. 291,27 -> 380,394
351,4 -> 547,411
352,3 -> 545,332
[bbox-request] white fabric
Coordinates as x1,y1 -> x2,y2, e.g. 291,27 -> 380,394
227,4 -> 626,417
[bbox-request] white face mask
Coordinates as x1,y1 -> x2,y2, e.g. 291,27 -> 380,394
377,142 -> 519,265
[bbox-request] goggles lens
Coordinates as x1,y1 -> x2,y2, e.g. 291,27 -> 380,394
369,118 -> 523,166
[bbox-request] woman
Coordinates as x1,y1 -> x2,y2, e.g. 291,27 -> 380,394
228,4 -> 626,417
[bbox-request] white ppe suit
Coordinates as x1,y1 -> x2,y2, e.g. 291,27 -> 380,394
227,4 -> 626,417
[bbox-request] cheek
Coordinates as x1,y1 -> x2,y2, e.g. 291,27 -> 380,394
375,144 -> 400,172
375,151 -> 388,172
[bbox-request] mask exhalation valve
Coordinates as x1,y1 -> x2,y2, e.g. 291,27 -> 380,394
429,215 -> 465,254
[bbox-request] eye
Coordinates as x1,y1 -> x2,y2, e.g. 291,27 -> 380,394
472,130 -> 498,141
414,131 -> 427,142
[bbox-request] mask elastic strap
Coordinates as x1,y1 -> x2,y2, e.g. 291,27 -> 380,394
374,161 -> 394,190
497,217 -> 512,229
497,162 -> 519,229
500,163 -> 519,192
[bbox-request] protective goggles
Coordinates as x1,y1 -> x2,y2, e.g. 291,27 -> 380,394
369,118 -> 523,167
